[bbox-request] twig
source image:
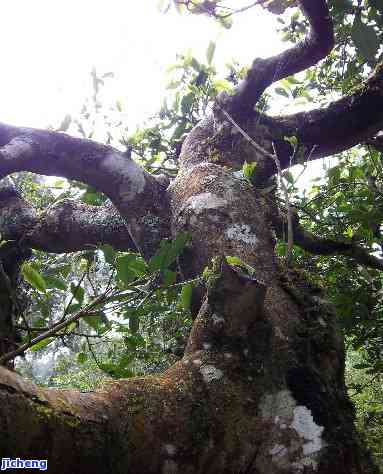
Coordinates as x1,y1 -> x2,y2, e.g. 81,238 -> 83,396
0,289 -> 112,365
216,104 -> 294,265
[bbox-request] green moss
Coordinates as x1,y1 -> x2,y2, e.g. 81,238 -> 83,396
209,150 -> 221,162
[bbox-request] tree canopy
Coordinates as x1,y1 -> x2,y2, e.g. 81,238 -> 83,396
0,1 -> 383,472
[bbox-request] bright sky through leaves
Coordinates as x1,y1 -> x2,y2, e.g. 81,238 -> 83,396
0,0 -> 282,131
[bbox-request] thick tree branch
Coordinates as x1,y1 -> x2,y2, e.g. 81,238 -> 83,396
219,0 -> 334,119
276,62 -> 383,166
0,123 -> 171,258
273,208 -> 383,271
0,185 -> 136,253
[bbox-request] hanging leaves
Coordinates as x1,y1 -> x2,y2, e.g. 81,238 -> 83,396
351,16 -> 380,62
21,263 -> 46,293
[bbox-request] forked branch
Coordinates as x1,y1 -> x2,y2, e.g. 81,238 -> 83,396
273,208 -> 383,271
0,122 -> 171,258
0,185 -> 136,253
221,0 -> 334,119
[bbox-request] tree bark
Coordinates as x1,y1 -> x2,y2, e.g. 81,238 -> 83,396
0,119 -> 377,473
0,0 -> 380,470
0,242 -> 30,370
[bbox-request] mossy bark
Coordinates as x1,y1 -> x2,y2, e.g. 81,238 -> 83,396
0,117 -> 377,473
0,242 -> 30,370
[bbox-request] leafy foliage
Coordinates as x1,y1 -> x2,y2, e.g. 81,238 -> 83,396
9,2 -> 383,462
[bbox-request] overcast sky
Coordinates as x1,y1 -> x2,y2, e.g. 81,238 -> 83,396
0,0 -> 283,129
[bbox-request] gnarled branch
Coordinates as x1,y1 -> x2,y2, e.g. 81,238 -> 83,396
0,123 -> 171,258
273,208 -> 383,271
276,62 -> 383,166
220,0 -> 334,119
0,185 -> 136,253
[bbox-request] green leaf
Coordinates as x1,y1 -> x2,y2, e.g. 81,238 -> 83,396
212,79 -> 232,93
226,256 -> 243,267
190,57 -> 201,72
351,17 -> 379,61
129,314 -> 140,334
100,244 -> 116,265
275,87 -> 290,98
242,161 -> 257,180
282,170 -> 295,184
56,114 -> 71,132
148,233 -> 190,272
206,41 -> 216,65
55,264 -> 72,278
163,269 -> 177,286
177,282 -> 194,310
45,276 -> 67,291
66,303 -> 82,315
81,190 -> 105,206
21,263 -> 46,293
284,135 -> 298,147
225,256 -> 256,275
116,253 -> 147,283
30,337 -> 53,352
70,283 -> 85,304
181,93 -> 194,115
77,352 -> 87,364
83,311 -> 109,332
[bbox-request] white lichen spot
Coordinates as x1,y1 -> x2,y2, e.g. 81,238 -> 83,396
317,317 -> 327,327
226,224 -> 258,245
259,390 -> 325,472
259,390 -> 296,420
291,406 -> 325,456
269,444 -> 288,458
243,348 -> 249,357
292,457 -> 318,472
212,313 -> 225,326
186,192 -> 227,214
274,327 -> 288,341
162,459 -> 178,474
163,444 -> 177,457
101,152 -> 146,201
224,352 -> 233,359
200,365 -> 223,383
203,343 -> 212,350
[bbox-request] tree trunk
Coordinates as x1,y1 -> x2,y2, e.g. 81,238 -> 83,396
0,123 -> 377,473
0,242 -> 30,370
0,1 -> 380,468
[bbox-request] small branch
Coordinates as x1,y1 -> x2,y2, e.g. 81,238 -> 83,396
0,185 -> 137,253
272,142 -> 293,266
0,186 -> 136,253
216,105 -> 294,265
0,122 -> 171,258
0,289 -> 112,365
219,0 -> 334,119
272,208 -> 383,271
275,63 -> 383,166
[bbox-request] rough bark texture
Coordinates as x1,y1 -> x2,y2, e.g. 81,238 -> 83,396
0,115 -> 377,473
0,185 -> 135,253
0,243 -> 30,370
0,0 -> 381,471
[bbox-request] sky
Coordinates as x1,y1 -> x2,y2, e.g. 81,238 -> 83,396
8,1 -> 327,375
0,0 -> 331,194
0,0 -> 283,131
